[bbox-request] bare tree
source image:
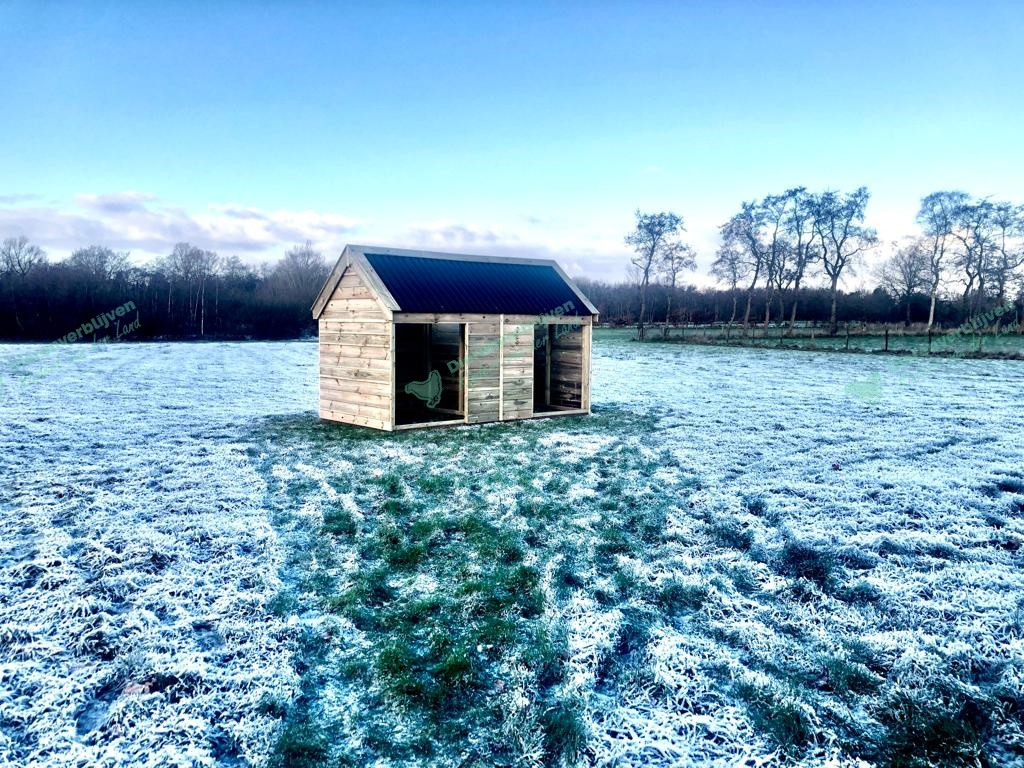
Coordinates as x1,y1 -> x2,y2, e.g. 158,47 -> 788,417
720,203 -> 767,329
67,246 -> 131,305
166,243 -> 219,334
916,191 -> 967,329
877,239 -> 929,325
987,202 -> 1024,326
196,250 -> 219,336
811,187 -> 878,335
781,187 -> 819,329
624,211 -> 685,340
710,240 -> 749,326
657,242 -> 696,336
219,255 -> 255,281
720,201 -> 770,327
759,193 -> 790,326
951,199 -> 997,317
0,236 -> 47,332
0,236 -> 47,277
274,241 -> 329,299
67,245 -> 130,280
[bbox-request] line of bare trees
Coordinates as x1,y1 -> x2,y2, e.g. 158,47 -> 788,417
709,187 -> 878,336
0,238 -> 329,340
626,188 -> 1023,337
879,192 -> 1024,332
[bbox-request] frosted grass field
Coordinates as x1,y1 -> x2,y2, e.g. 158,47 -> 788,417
2,333 -> 1023,767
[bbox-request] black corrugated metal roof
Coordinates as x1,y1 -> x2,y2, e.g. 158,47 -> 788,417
363,252 -> 588,314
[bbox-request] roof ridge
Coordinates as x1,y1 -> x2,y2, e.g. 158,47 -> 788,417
347,244 -> 559,267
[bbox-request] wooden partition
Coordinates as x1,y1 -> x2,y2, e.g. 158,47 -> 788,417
501,321 -> 535,420
465,317 -> 501,424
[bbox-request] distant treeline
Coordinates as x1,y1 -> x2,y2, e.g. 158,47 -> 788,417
0,238 -> 329,341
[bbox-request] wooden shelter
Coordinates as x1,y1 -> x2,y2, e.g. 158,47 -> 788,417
311,245 -> 599,430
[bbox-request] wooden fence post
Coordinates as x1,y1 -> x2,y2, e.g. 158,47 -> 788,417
845,323 -> 850,350
884,327 -> 889,352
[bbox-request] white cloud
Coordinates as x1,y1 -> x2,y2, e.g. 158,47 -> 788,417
0,195 -> 635,279
0,193 -> 360,264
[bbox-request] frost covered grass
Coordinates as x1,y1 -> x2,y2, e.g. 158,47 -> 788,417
258,333 -> 1024,767
0,342 -> 315,768
2,335 -> 1024,767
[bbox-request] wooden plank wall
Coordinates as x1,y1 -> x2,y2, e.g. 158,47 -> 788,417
550,326 -> 584,409
501,322 -> 534,420
465,317 -> 501,423
318,268 -> 393,429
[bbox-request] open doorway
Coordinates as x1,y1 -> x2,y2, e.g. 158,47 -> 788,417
395,323 -> 465,426
533,324 -> 583,412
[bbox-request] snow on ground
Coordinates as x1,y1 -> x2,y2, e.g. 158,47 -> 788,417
2,332 -> 1023,766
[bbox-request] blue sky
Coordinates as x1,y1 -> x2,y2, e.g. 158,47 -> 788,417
1,1 -> 1022,282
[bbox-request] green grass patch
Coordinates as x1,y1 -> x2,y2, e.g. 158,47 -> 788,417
735,680 -> 815,754
775,536 -> 840,590
322,508 -> 357,537
873,684 -> 993,767
656,578 -> 709,614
